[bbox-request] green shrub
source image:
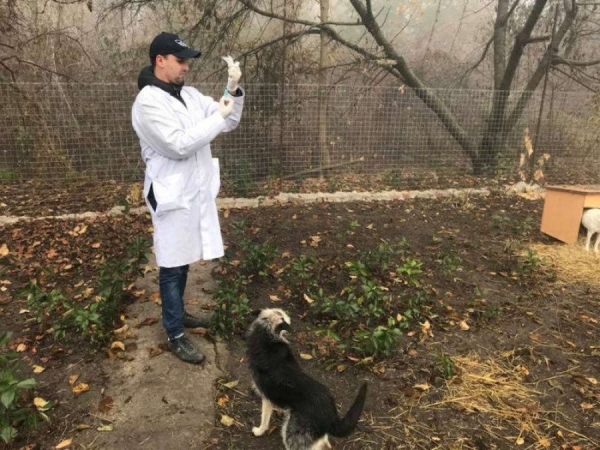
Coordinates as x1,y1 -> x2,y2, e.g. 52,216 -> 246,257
0,332 -> 52,445
211,276 -> 252,335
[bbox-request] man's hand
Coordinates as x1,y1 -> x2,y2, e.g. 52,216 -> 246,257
218,96 -> 234,118
222,56 -> 241,93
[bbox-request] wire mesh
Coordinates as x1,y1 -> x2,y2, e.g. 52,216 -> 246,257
0,82 -> 598,197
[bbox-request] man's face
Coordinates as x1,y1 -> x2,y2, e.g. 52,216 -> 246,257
155,54 -> 190,84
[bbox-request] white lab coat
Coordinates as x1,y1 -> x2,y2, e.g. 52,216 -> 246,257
131,85 -> 243,268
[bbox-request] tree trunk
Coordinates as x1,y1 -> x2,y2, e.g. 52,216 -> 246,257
317,0 -> 330,176
478,0 -> 549,174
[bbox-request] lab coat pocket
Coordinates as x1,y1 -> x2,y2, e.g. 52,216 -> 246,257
152,173 -> 187,216
209,158 -> 221,199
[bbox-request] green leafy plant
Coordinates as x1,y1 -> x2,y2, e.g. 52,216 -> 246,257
359,241 -> 397,276
239,239 -> 277,276
403,291 -> 429,322
352,318 -> 401,358
211,276 -> 252,335
491,214 -> 511,230
345,260 -> 368,279
434,352 -> 456,379
311,287 -> 360,321
287,255 -> 319,292
517,248 -> 542,276
396,256 -> 423,287
23,238 -> 150,344
348,220 -> 361,232
436,253 -> 463,276
0,332 -> 52,445
482,304 -> 503,321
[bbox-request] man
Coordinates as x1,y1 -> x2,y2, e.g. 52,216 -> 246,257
132,32 -> 244,364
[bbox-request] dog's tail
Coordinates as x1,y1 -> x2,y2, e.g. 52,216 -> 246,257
330,382 -> 367,438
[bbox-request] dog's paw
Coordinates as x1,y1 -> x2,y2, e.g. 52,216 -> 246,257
252,426 -> 266,436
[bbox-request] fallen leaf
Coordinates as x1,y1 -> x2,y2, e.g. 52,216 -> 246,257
91,242 -> 101,249
269,294 -> 281,302
516,437 -> 525,445
33,397 -> 49,410
300,353 -> 313,360
220,415 -> 235,427
19,308 -> 30,314
97,425 -> 113,432
55,438 -> 72,449
72,383 -> 90,395
222,380 -> 239,389
217,395 -> 229,407
303,293 -> 314,304
98,396 -> 114,413
420,320 -> 433,338
0,243 -> 9,257
33,365 -> 45,374
336,364 -> 348,373
74,424 -> 92,431
148,347 -> 164,358
68,374 -> 79,386
538,438 -> 551,448
113,324 -> 129,335
581,402 -> 595,409
16,343 -> 27,352
137,317 -> 159,328
47,248 -> 57,259
189,327 -> 207,335
110,341 -> 125,351
459,320 -> 470,331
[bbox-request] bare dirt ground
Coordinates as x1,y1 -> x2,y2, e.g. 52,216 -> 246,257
1,187 -> 600,450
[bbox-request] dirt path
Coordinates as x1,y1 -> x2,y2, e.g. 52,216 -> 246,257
80,255 -> 228,450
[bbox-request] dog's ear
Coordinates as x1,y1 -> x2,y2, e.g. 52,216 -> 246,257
251,309 -> 262,318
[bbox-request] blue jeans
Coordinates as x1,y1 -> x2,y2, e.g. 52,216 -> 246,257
159,265 -> 189,340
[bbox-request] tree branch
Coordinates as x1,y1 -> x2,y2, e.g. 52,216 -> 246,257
499,0 -> 548,91
552,65 -> 597,91
525,34 -> 551,43
553,55 -> 600,66
460,0 -> 520,84
0,56 -> 78,81
236,0 -> 362,27
348,0 -> 476,159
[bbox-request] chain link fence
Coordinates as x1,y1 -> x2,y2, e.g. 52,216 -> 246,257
1,82 -> 599,199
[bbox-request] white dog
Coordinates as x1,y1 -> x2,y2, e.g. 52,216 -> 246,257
582,208 -> 600,252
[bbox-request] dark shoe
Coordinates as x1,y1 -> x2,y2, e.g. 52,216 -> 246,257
183,311 -> 211,329
167,335 -> 205,364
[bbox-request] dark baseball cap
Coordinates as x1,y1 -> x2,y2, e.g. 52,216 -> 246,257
149,32 -> 201,60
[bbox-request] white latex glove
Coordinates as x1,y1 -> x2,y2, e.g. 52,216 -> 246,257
222,55 -> 241,93
218,96 -> 234,118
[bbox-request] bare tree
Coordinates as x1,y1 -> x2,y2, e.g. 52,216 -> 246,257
237,0 -> 600,174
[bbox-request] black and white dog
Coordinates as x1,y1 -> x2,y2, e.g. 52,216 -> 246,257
247,308 -> 367,450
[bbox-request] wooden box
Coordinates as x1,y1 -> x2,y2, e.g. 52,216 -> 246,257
540,185 -> 600,244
